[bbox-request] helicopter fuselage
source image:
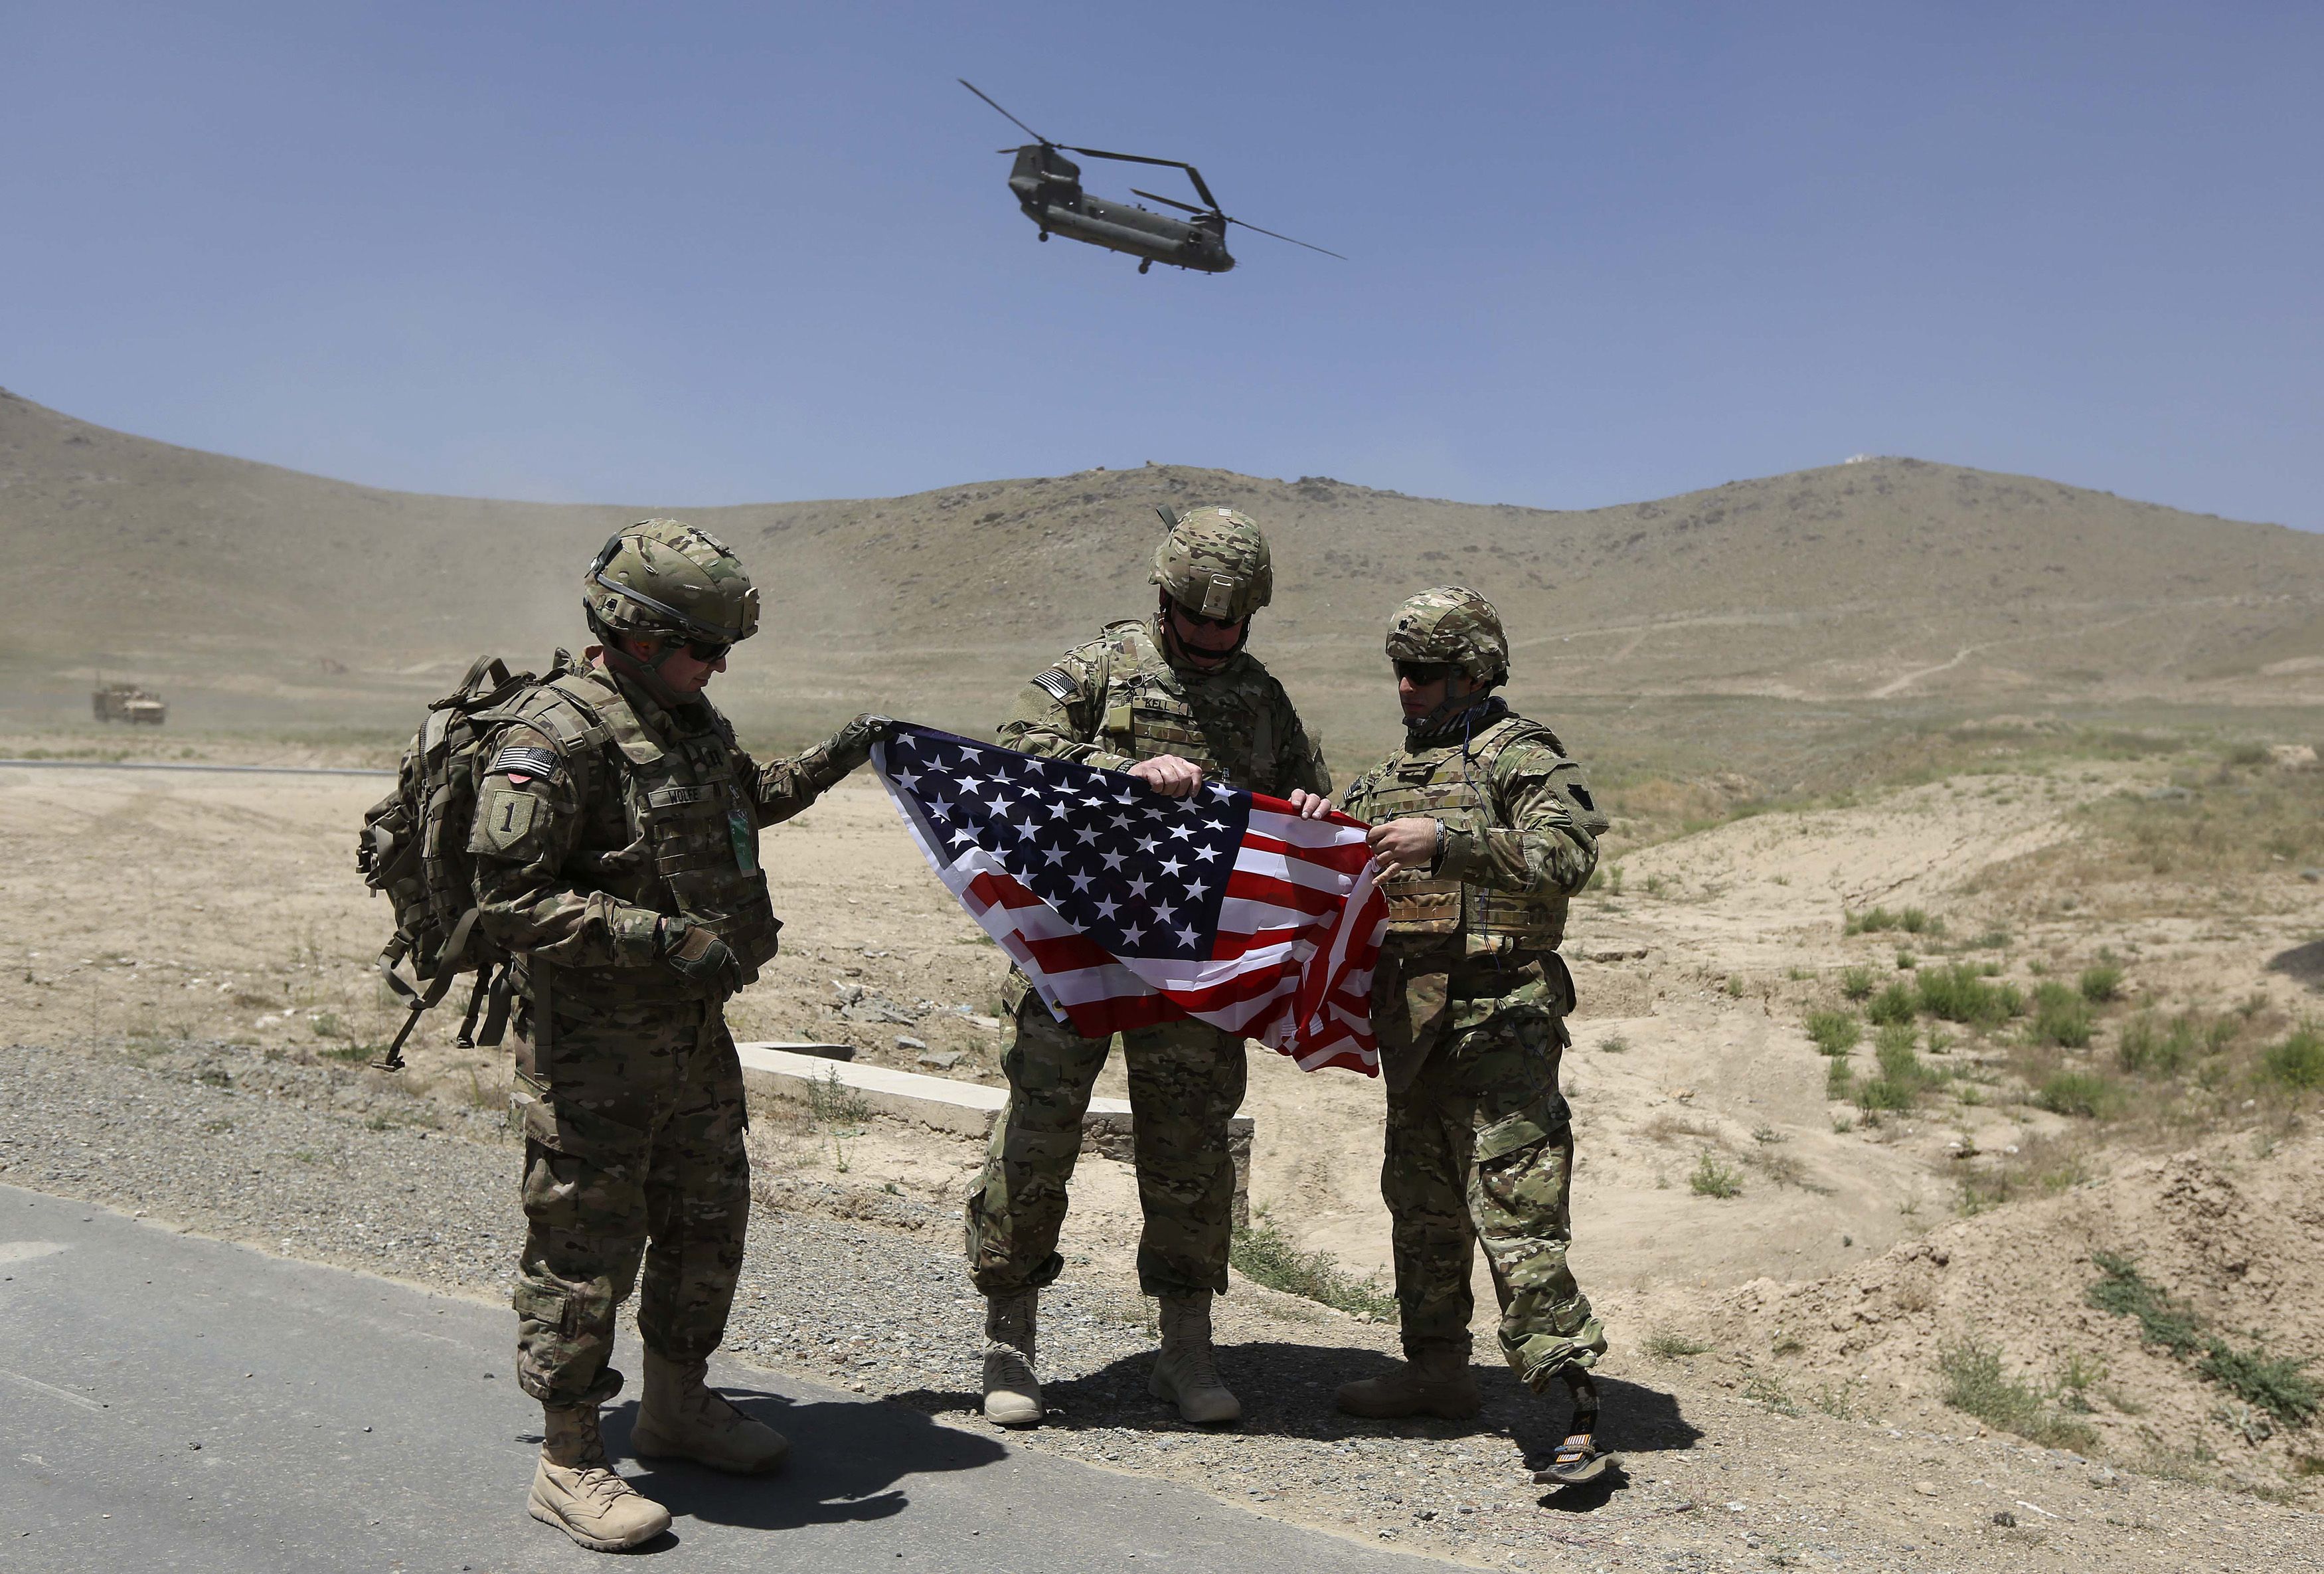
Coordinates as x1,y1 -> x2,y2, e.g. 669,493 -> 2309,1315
1006,147 -> 1234,274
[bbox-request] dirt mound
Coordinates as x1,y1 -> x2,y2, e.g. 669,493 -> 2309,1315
1714,1132 -> 2324,1490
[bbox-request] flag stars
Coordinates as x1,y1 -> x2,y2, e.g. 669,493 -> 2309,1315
883,726 -> 1252,965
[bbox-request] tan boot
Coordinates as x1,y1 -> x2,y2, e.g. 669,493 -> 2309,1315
632,1350 -> 789,1474
1335,1343 -> 1481,1420
1150,1292 -> 1240,1425
528,1403 -> 673,1552
981,1290 -> 1043,1427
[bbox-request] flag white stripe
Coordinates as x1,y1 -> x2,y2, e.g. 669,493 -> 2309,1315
1226,845 -> 1353,895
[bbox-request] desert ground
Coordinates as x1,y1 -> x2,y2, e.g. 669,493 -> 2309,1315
5,702 -> 2321,1571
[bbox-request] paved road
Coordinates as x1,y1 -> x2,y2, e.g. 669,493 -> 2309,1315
0,1185 -> 1444,1573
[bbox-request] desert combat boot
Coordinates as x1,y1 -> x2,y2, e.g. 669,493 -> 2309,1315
1336,1341 -> 1482,1420
982,1290 -> 1043,1426
632,1350 -> 789,1474
1151,1292 -> 1241,1425
529,1404 -> 672,1552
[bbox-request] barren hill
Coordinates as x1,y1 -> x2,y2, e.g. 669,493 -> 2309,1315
6,387 -> 2321,755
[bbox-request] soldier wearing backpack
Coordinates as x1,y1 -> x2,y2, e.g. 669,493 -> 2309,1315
469,519 -> 891,1551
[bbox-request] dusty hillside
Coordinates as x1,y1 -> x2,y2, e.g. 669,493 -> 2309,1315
7,388 -> 2324,758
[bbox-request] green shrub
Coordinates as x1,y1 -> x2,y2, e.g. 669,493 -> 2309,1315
1875,1023 -> 1924,1081
1840,966 -> 1875,1002
1855,1075 -> 1917,1113
2038,1070 -> 2121,1120
1857,1021 -> 1935,1109
1845,905 -> 1940,936
1917,964 -> 2021,1028
1644,1329 -> 1713,1359
2199,1342 -> 2320,1429
2088,1253 -> 2318,1427
1806,1010 -> 1861,1057
1937,1341 -> 2096,1450
2264,1025 -> 2324,1091
2117,1011 -> 2199,1076
1825,1057 -> 1855,1100
1230,1223 -> 1398,1320
2031,981 -> 2094,1047
2086,1251 -> 2204,1355
1689,1152 -> 1744,1198
1866,982 -> 1917,1026
2078,964 -> 2124,1003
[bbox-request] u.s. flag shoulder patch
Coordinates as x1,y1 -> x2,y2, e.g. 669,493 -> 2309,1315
1032,667 -> 1076,702
489,743 -> 558,780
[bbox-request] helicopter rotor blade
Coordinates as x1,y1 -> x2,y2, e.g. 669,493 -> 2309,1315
1130,187 -> 1211,216
958,79 -> 1052,145
1223,216 -> 1347,260
1181,164 -> 1219,211
1059,145 -> 1204,174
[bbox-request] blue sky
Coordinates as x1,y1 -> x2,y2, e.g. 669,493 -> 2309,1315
5,3 -> 2318,525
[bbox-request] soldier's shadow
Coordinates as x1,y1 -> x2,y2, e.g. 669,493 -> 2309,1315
604,1385 -> 1007,1534
921,1341 -> 1701,1466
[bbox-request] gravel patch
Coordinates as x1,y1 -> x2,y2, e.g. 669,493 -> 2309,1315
3,1037 -> 2313,1573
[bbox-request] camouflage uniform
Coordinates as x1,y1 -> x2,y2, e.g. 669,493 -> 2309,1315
1337,589 -> 1610,1395
473,649 -> 861,1406
970,609 -> 1331,1297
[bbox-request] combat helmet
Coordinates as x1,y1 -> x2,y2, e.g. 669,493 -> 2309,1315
1385,586 -> 1509,687
1151,507 -> 1274,622
582,519 -> 760,650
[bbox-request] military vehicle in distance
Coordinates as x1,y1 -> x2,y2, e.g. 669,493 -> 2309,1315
92,682 -> 167,725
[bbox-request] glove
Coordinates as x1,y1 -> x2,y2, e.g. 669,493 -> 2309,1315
823,713 -> 898,776
658,916 -> 743,997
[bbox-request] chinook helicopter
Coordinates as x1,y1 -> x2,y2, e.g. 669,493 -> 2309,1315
959,80 -> 1344,274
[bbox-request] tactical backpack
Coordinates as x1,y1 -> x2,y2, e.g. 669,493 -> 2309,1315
357,654 -> 539,1069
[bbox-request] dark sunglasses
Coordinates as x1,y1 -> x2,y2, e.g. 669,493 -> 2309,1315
1394,660 -> 1455,683
683,638 -> 732,662
1171,605 -> 1244,632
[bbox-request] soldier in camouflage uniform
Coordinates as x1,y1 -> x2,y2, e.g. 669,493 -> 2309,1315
969,507 -> 1332,1429
1293,587 -> 1613,1486
471,519 -> 892,1550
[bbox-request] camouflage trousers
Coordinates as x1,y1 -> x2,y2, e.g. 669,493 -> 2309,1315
967,986 -> 1246,1298
508,986 -> 750,1409
1386,1002 -> 1605,1391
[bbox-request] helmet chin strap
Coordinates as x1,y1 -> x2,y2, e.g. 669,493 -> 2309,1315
1159,591 -> 1250,666
1404,681 -> 1500,742
600,632 -> 689,707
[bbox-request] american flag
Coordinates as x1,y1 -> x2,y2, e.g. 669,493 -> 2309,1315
872,725 -> 1386,1075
